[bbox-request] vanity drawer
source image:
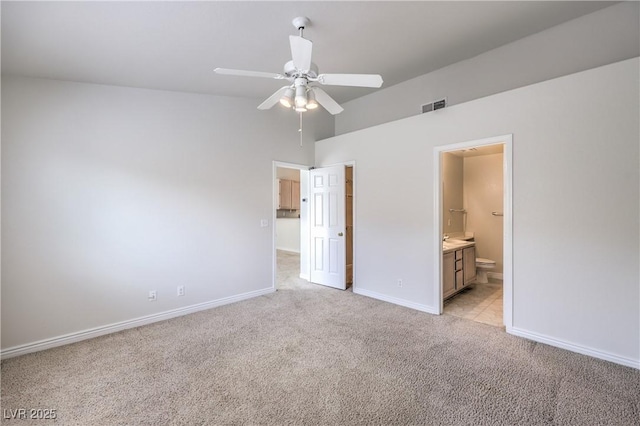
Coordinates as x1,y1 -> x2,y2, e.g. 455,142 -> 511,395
455,259 -> 463,271
455,249 -> 463,260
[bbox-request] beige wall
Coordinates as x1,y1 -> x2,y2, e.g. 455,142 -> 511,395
1,75 -> 333,351
276,167 -> 300,181
442,153 -> 464,234
315,58 -> 639,366
463,153 -> 504,273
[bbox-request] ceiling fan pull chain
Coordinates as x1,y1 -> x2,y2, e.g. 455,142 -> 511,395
299,112 -> 303,147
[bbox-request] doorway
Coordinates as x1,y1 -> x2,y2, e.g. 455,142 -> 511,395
273,162 -> 308,291
433,135 -> 513,329
272,161 -> 355,292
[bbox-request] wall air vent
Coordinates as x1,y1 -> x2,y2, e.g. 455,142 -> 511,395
421,98 -> 447,114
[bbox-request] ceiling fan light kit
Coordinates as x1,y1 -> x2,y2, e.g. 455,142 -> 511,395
214,16 -> 384,117
279,87 -> 294,108
294,83 -> 308,109
306,90 -> 318,110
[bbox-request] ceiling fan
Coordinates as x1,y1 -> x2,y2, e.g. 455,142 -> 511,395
214,16 -> 383,115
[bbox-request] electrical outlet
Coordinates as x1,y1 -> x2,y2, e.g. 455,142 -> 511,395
177,285 -> 185,297
148,290 -> 157,301
397,279 -> 403,288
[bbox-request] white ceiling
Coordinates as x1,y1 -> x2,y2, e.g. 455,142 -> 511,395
1,1 -> 616,105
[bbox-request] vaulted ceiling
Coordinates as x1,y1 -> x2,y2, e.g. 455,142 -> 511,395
2,1 -> 616,104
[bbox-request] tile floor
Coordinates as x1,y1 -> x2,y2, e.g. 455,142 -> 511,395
443,280 -> 504,328
276,250 -> 308,290
279,250 -> 504,327
277,250 -> 354,291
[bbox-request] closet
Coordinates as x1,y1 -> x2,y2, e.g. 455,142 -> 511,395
346,166 -> 353,285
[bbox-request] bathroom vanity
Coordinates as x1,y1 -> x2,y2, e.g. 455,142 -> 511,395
443,241 -> 476,299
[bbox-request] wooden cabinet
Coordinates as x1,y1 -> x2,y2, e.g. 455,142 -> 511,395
278,179 -> 300,210
443,252 -> 456,298
463,246 -> 476,285
443,244 -> 477,300
278,179 -> 291,209
291,181 -> 300,210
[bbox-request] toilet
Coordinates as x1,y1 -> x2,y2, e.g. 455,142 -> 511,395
475,258 -> 496,283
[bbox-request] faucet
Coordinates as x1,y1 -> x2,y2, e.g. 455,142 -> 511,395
443,235 -> 449,242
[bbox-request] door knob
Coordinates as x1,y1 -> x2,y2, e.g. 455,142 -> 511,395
338,232 -> 344,236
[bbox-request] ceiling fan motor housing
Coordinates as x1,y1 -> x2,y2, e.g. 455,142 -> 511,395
284,61 -> 318,79
293,77 -> 307,85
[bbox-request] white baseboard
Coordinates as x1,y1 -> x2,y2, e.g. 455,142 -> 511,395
354,288 -> 438,315
0,287 -> 275,360
299,273 -> 310,281
507,326 -> 639,370
487,272 -> 503,280
275,247 -> 300,254
353,288 -> 638,369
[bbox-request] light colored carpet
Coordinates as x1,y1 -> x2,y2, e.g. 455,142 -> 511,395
1,251 -> 638,425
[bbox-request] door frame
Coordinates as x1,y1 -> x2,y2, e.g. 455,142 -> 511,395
272,161 -> 310,290
432,135 -> 513,328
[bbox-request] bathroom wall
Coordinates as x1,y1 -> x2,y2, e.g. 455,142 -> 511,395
463,153 -> 504,274
442,153 -> 464,234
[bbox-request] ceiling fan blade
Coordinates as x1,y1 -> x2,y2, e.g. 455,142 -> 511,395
317,73 -> 383,88
289,36 -> 313,72
214,68 -> 285,80
311,87 -> 344,115
257,86 -> 291,110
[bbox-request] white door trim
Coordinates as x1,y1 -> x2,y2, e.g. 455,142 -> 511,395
433,135 -> 513,328
272,161 -> 310,290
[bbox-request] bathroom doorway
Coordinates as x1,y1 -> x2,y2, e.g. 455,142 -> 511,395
433,135 -> 513,329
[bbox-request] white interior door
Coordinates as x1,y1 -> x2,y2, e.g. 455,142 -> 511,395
299,170 -> 310,280
309,165 -> 346,290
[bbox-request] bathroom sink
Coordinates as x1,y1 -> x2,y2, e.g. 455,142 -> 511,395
447,239 -> 469,245
443,239 -> 472,250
